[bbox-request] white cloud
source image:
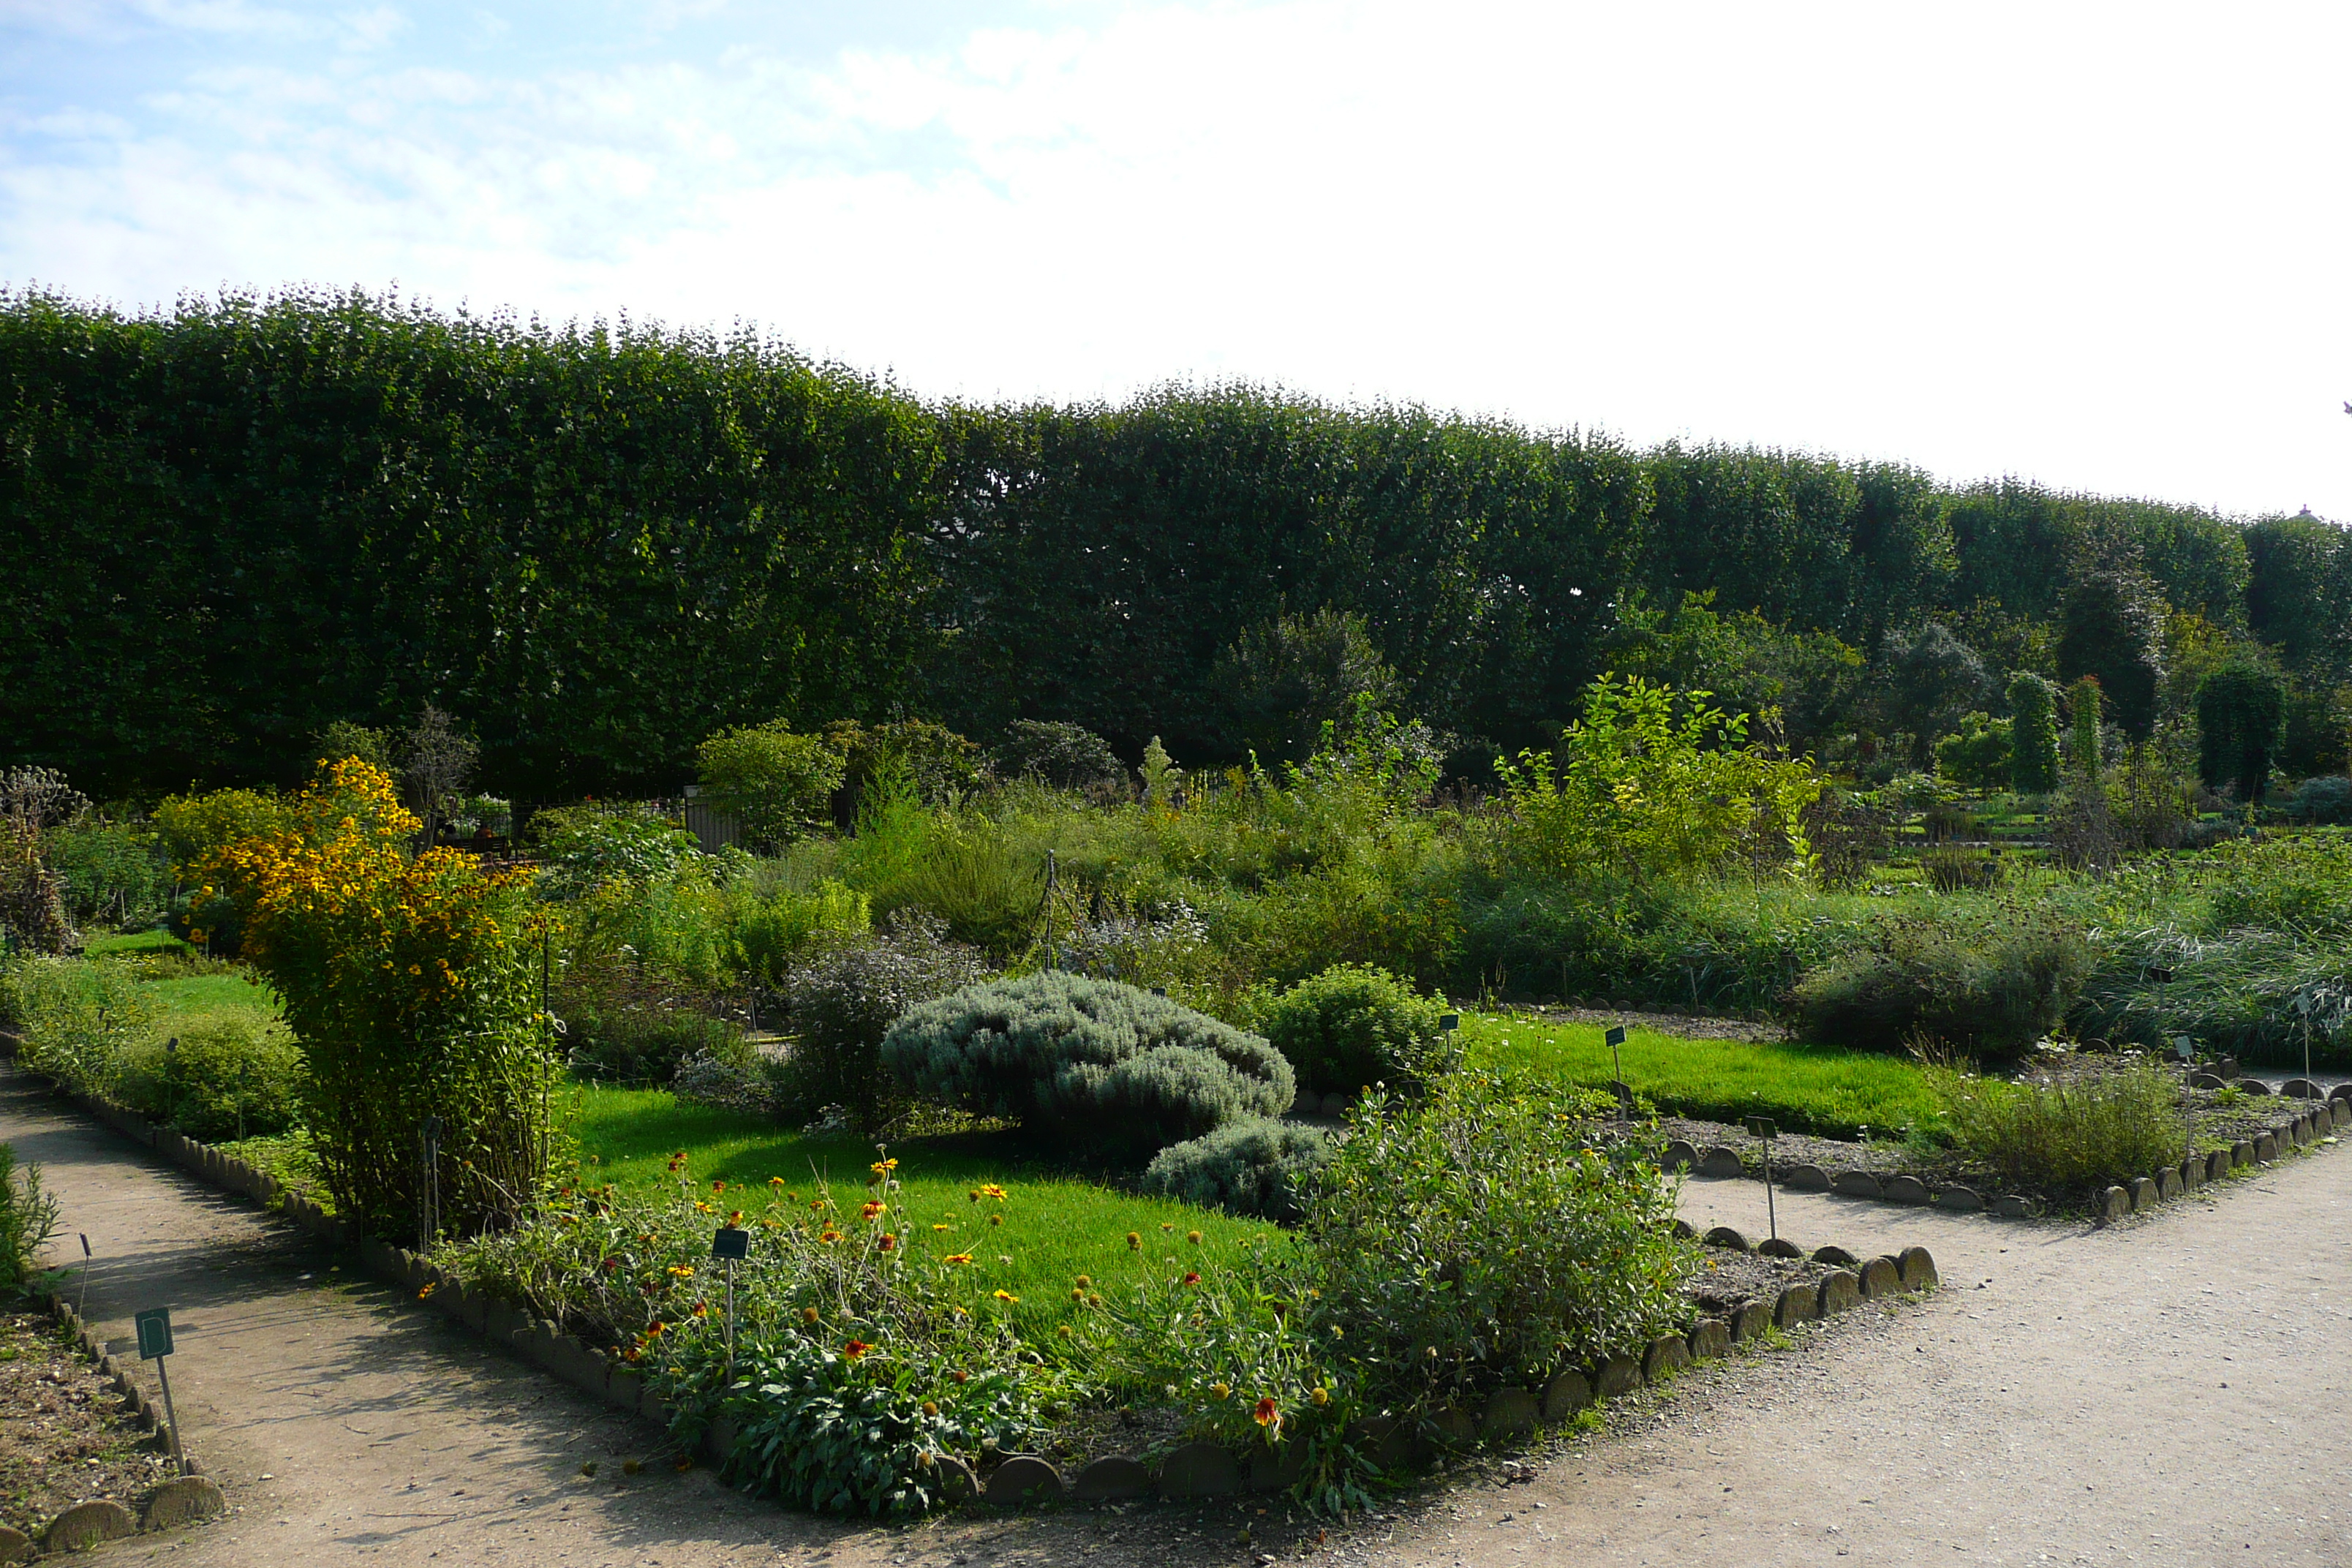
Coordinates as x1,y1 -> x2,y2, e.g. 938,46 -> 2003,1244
5,0 -> 2352,518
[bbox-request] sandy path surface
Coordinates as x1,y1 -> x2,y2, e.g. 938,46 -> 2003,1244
8,1060 -> 2351,1567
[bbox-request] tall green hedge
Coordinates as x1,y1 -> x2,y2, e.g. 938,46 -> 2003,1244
0,287 -> 2320,796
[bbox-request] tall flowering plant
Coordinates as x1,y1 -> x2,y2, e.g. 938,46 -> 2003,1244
200,759 -> 561,1237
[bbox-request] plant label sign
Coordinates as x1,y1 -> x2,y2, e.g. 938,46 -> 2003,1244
1604,1025 -> 1627,1049
710,1226 -> 751,1261
2148,965 -> 2175,985
1439,1013 -> 1460,1033
1744,1116 -> 1778,1141
1607,1080 -> 1635,1114
134,1306 -> 173,1360
2172,1036 -> 2195,1060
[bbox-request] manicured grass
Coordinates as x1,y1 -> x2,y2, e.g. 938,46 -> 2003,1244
1460,1013 -> 1938,1139
137,971 -> 282,1035
83,930 -> 190,956
561,1082 -> 1260,1333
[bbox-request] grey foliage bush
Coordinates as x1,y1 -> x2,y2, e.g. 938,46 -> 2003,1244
881,970 -> 1294,1156
1141,1116 -> 1333,1221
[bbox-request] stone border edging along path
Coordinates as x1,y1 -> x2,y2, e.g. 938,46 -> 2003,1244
14,1057 -> 1943,1514
1666,1092 -> 2352,1224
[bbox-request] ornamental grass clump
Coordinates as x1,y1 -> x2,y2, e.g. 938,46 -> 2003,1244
445,1148 -> 1068,1517
199,759 -> 561,1240
1922,1053 -> 2189,1192
881,971 -> 1294,1158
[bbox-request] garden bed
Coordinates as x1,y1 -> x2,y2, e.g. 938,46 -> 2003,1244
0,1305 -> 175,1539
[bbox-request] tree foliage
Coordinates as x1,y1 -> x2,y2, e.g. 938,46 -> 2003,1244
2006,672 -> 2063,794
2196,660 -> 2285,801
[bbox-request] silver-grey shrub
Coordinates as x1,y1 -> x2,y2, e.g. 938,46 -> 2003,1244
1141,1116 -> 1333,1221
881,970 -> 1294,1156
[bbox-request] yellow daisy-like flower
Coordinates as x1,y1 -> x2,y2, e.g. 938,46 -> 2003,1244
944,1252 -> 974,1264
992,1289 -> 1019,1303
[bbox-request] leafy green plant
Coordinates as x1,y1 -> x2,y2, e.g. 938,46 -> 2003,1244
1923,1055 -> 2188,1191
992,722 -> 1126,798
2197,661 -> 2286,801
1301,1071 -> 1692,1406
698,720 -> 848,851
1934,712 -> 2012,792
529,804 -> 704,895
1492,676 -> 1821,887
45,818 -> 171,930
0,954 -> 150,1093
881,972 -> 1294,1158
113,1019 -> 303,1142
1141,1117 -> 1333,1221
0,1143 -> 61,1291
1256,962 -> 1447,1095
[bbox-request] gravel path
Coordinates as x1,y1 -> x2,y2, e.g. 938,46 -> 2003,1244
7,1060 -> 2351,1567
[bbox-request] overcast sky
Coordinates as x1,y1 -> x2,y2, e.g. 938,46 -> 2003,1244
4,1 -> 2348,521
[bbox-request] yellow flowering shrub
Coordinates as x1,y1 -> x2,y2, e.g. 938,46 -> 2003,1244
201,759 -> 560,1238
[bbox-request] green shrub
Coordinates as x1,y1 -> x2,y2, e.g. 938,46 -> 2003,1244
1256,963 -> 1447,1095
1301,1071 -> 1692,1406
0,1143 -> 61,1291
529,804 -> 703,896
1918,845 -> 2001,892
993,721 -> 1126,797
2007,671 -> 2063,793
1923,1055 -> 2188,1191
0,955 -> 149,1093
1142,1117 -> 1333,1221
2200,834 -> 2352,938
1792,904 -> 2089,1059
1934,712 -> 2012,792
875,826 -> 1043,960
113,1019 -> 303,1142
881,971 -> 1294,1157
697,720 -> 848,851
774,914 -> 990,1133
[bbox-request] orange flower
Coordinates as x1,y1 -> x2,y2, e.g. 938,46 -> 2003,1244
1253,1397 -> 1281,1433
818,1228 -> 843,1245
878,1235 -> 897,1252
861,1200 -> 886,1221
843,1339 -> 872,1360
944,1252 -> 974,1264
1182,1272 -> 1201,1286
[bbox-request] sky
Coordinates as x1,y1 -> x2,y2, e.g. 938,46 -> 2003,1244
4,1 -> 2350,521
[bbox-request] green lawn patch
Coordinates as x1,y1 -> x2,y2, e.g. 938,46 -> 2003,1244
137,971 -> 281,1034
562,1082 -> 1259,1333
1462,1014 -> 1937,1139
82,930 -> 189,957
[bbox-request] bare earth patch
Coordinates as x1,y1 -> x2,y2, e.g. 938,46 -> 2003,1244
0,1304 -> 175,1537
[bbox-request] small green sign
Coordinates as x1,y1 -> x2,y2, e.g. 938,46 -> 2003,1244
1604,1025 -> 1627,1049
710,1226 -> 750,1261
134,1307 -> 173,1360
1744,1116 -> 1779,1141
1439,1013 -> 1460,1033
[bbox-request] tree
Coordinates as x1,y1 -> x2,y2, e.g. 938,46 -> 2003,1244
1869,622 -> 1991,766
397,706 -> 480,850
2196,661 -> 2285,801
2007,672 -> 2063,793
1213,608 -> 1405,769
991,720 -> 1126,796
2056,571 -> 2166,739
696,720 -> 847,851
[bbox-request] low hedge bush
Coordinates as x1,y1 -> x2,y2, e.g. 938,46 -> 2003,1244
1256,963 -> 1445,1095
881,971 -> 1294,1156
113,1018 -> 302,1142
1141,1117 -> 1333,1221
1792,904 -> 2089,1059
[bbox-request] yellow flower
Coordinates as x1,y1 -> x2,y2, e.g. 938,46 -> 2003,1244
944,1252 -> 974,1264
1310,1387 -> 1330,1406
1210,1382 -> 1231,1400
667,1264 -> 695,1278
992,1289 -> 1019,1303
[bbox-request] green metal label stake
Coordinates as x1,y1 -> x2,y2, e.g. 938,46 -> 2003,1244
711,1226 -> 750,1377
134,1306 -> 184,1474
1745,1116 -> 1779,1244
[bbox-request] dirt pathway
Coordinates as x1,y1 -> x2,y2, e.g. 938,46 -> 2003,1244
8,1058 -> 2351,1567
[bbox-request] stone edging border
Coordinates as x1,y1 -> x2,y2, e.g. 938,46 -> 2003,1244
0,1285 -> 226,1562
11,1059 -> 1940,1512
1667,1090 -> 2352,1221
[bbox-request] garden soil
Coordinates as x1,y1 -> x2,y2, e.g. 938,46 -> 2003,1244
5,1060 -> 2349,1567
